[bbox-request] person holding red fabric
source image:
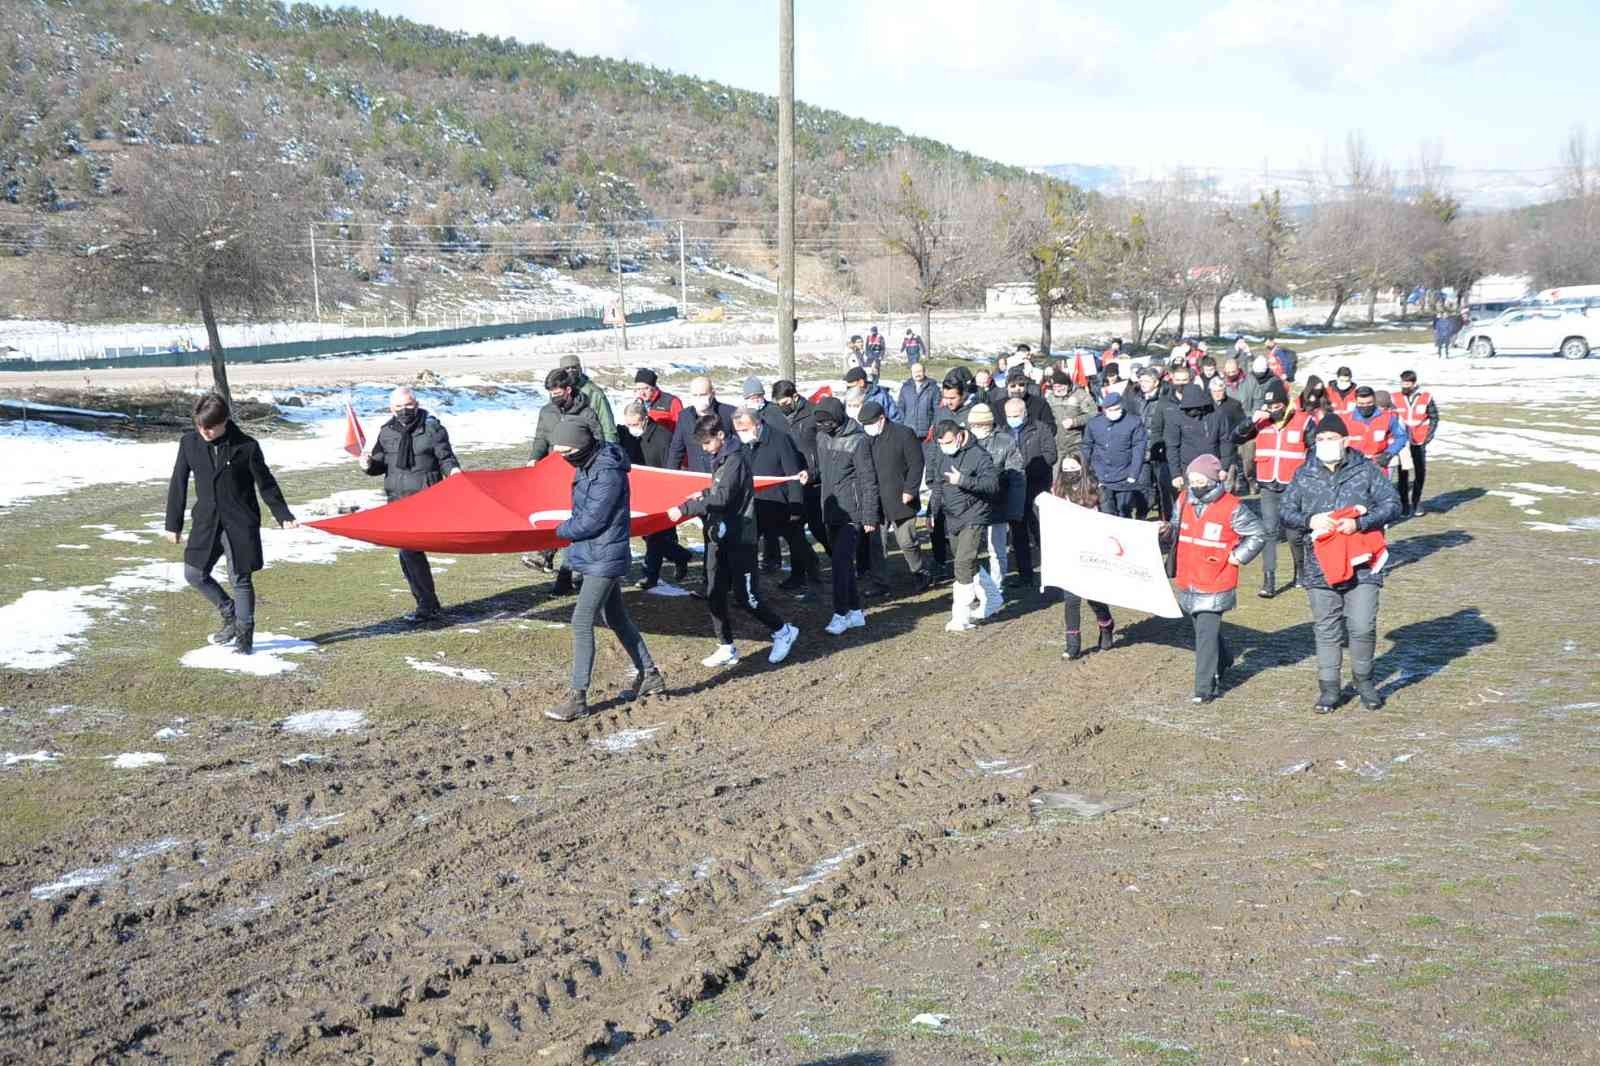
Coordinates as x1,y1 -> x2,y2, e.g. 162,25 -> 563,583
1160,454 -> 1266,704
1280,413 -> 1403,714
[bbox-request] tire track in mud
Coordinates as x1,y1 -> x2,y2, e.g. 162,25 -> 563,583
1,641 -> 1113,1064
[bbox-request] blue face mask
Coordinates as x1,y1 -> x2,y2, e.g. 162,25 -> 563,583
1006,416 -> 1025,429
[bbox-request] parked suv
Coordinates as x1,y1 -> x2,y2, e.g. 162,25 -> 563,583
1454,306 -> 1600,359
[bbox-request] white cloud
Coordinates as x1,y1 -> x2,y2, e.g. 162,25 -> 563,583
859,0 -> 1126,82
1169,0 -> 1512,88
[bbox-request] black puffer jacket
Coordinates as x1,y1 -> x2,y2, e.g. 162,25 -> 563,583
784,395 -> 821,477
365,410 -> 460,501
1165,386 -> 1235,478
927,438 -> 998,533
817,419 -> 882,527
682,440 -> 760,548
165,424 -> 294,575
746,422 -> 806,512
1280,448 -> 1403,589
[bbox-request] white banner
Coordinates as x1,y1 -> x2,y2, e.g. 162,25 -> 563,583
1037,494 -> 1182,619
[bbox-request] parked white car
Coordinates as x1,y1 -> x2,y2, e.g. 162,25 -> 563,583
1454,306 -> 1600,359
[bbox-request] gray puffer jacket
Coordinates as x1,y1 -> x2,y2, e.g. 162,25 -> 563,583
973,428 -> 1026,523
1279,448 -> 1403,589
1171,483 -> 1265,614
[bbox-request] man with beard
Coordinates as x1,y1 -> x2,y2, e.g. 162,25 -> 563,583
360,386 -> 462,624
526,367 -> 606,593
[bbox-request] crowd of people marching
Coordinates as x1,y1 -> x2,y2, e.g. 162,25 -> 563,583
163,334 -> 1442,724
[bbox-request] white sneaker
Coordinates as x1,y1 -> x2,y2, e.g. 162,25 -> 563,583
824,613 -> 851,635
701,643 -> 739,668
846,609 -> 866,629
944,618 -> 976,633
769,624 -> 798,664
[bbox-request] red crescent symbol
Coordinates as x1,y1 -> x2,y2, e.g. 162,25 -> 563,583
1106,536 -> 1126,557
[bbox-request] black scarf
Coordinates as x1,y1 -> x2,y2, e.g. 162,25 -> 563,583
394,410 -> 421,468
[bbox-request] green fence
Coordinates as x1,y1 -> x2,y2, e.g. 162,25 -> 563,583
0,305 -> 680,373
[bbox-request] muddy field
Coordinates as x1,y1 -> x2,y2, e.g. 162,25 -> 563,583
3,341 -> 1600,1065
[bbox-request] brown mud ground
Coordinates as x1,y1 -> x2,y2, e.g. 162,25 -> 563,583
2,440 -> 1599,1065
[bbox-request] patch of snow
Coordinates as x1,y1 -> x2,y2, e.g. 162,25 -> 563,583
252,812 -> 346,841
3,750 -> 61,767
107,752 -> 167,769
180,633 -> 316,676
153,726 -> 187,740
56,543 -> 91,550
1488,489 -> 1540,510
405,656 -> 496,683
280,709 -> 365,735
97,530 -> 149,544
30,865 -> 118,900
115,837 -> 182,862
1508,482 -> 1583,495
591,725 -> 664,753
281,753 -> 326,766
0,586 -> 119,669
911,1013 -> 951,1029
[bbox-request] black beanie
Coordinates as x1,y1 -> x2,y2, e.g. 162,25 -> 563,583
1263,378 -> 1289,406
1318,412 -> 1349,437
814,397 -> 845,423
634,368 -> 658,386
552,420 -> 595,452
1178,383 -> 1210,409
858,400 -> 885,423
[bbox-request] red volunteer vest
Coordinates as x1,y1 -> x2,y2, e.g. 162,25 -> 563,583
1177,492 -> 1243,594
1348,410 -> 1394,459
1254,410 -> 1311,486
1396,389 -> 1432,445
1327,387 -> 1357,414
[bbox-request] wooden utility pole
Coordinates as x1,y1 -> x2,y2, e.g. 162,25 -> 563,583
308,222 -> 321,321
678,220 -> 688,318
777,0 -> 796,380
613,238 -> 629,354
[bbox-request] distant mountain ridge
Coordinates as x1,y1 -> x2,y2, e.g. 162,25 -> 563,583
1036,162 -> 1564,212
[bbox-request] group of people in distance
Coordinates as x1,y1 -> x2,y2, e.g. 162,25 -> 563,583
163,336 -> 1443,723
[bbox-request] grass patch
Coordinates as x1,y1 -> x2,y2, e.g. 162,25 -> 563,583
1534,912 -> 1580,930
1392,962 -> 1453,990
1404,914 -> 1443,929
1163,969 -> 1202,986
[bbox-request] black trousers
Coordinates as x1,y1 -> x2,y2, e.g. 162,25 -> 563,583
1008,511 -> 1039,580
706,543 -> 785,644
1397,444 -> 1427,510
826,522 -> 862,613
1191,610 -> 1231,698
758,501 -> 818,577
931,511 -> 949,566
398,549 -> 440,610
802,485 -> 829,554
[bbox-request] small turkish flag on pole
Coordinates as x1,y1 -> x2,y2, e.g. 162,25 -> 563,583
343,396 -> 367,457
808,384 -> 833,404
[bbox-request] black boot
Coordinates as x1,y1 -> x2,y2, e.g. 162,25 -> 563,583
1097,623 -> 1115,652
234,624 -> 254,656
1257,571 -> 1276,599
1356,675 -> 1385,711
544,689 -> 589,722
1062,632 -> 1083,661
631,669 -> 667,700
209,601 -> 238,645
1314,681 -> 1341,714
551,568 -> 575,596
1287,542 -> 1306,591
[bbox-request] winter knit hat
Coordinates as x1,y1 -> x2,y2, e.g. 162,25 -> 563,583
858,400 -> 885,423
1178,384 -> 1210,409
1263,378 -> 1290,406
552,420 -> 595,451
559,354 -> 583,370
1050,368 -> 1073,386
968,402 -> 995,425
814,397 -> 846,424
742,375 -> 765,398
1317,413 -> 1350,437
634,368 -> 658,386
1186,453 -> 1224,482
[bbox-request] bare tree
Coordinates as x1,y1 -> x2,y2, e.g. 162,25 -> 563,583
1237,189 -> 1294,333
1527,125 -> 1600,288
856,149 -> 1008,352
1003,179 -> 1098,354
70,144 -> 310,408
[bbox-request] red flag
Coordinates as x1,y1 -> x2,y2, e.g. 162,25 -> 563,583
808,385 -> 833,404
343,399 -> 367,457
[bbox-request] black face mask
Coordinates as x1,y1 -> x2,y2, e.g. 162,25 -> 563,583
1357,404 -> 1376,416
396,408 -> 419,427
553,394 -> 574,412
814,417 -> 839,436
559,441 -> 598,467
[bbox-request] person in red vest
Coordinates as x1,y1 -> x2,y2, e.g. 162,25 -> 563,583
1393,370 -> 1440,517
1101,337 -> 1123,365
1327,367 -> 1358,414
1231,378 -> 1311,597
1280,412 -> 1404,714
1344,386 -> 1406,479
632,368 -> 683,433
1161,453 -> 1265,704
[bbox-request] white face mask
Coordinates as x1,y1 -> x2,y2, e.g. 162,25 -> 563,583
845,404 -> 863,421
1252,358 -> 1268,374
1315,438 -> 1344,463
1105,407 -> 1124,421
939,441 -> 960,456
691,394 -> 713,412
863,421 -> 884,437
745,398 -> 763,411
737,430 -> 758,445
625,423 -> 645,437
971,424 -> 993,439
1187,477 -> 1211,493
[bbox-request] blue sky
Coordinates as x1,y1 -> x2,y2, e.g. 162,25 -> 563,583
365,0 -> 1598,175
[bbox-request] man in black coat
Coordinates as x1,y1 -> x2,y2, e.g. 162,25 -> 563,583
1164,383 -> 1235,504
860,400 -> 929,592
361,386 -> 462,623
620,400 -> 692,590
734,407 -> 818,591
812,397 -> 880,634
667,375 -> 738,473
773,380 -> 828,556
164,393 -> 297,656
